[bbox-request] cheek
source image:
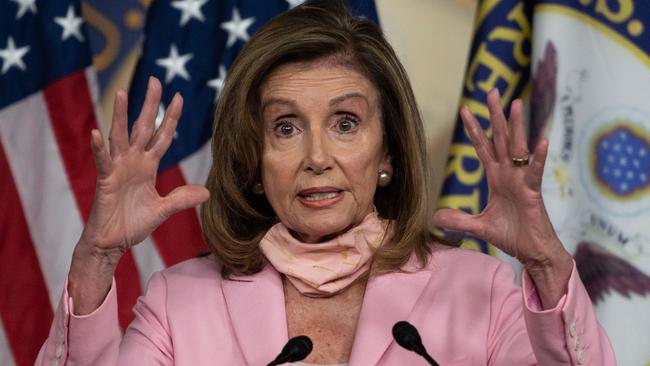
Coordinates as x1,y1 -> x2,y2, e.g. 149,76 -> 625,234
261,148 -> 299,202
337,145 -> 384,190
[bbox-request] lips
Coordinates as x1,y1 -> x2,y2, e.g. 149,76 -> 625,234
297,187 -> 343,207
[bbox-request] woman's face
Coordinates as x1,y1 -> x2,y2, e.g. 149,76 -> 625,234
260,60 -> 391,243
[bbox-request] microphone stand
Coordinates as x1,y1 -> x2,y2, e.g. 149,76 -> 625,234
420,352 -> 439,366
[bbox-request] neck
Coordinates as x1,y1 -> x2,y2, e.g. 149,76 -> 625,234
289,228 -> 348,244
259,211 -> 388,297
283,272 -> 367,364
288,215 -> 372,244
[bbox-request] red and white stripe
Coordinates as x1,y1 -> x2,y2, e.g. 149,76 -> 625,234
0,68 -> 210,365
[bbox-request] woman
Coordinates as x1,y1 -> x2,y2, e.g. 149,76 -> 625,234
37,1 -> 615,365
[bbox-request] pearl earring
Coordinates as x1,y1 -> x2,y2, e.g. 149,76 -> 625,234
377,170 -> 392,187
252,182 -> 264,195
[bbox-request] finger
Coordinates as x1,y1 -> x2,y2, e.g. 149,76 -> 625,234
526,138 -> 549,190
433,208 -> 484,238
160,184 -> 210,218
148,92 -> 182,157
108,90 -> 129,158
487,89 -> 510,161
460,105 -> 496,165
509,99 -> 529,159
90,129 -> 112,179
130,76 -> 162,149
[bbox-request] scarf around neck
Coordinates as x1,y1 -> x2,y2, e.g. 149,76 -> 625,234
259,212 -> 391,297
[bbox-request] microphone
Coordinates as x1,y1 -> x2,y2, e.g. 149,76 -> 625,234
267,335 -> 313,366
392,321 -> 439,366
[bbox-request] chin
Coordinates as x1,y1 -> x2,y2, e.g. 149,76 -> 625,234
288,213 -> 357,243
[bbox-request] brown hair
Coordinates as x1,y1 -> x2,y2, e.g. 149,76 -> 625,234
201,0 -> 435,277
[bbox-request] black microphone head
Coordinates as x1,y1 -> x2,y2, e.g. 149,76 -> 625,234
282,335 -> 313,362
392,321 -> 423,352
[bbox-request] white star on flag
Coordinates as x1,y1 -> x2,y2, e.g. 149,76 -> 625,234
171,0 -> 209,27
155,44 -> 193,83
155,104 -> 179,139
220,8 -> 255,48
0,37 -> 30,74
9,0 -> 37,19
54,5 -> 84,42
207,65 -> 227,102
286,0 -> 305,9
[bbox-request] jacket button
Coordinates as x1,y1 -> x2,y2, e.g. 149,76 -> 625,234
577,350 -> 585,364
574,336 -> 582,351
569,322 -> 577,337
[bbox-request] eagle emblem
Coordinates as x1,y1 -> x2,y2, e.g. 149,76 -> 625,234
575,242 -> 650,304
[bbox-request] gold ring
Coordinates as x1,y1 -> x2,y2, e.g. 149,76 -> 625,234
512,155 -> 530,166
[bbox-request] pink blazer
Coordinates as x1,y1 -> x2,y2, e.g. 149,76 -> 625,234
37,246 -> 616,365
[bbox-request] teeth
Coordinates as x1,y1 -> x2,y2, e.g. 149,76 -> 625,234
303,192 -> 339,201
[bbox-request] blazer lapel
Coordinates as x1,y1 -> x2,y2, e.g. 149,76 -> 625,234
348,257 -> 432,366
221,264 -> 288,366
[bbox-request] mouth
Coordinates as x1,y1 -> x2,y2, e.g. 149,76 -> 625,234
297,187 -> 344,207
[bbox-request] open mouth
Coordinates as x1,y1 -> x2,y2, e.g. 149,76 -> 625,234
297,187 -> 344,206
299,191 -> 341,201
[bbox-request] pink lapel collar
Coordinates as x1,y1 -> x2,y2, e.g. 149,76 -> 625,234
221,264 -> 288,366
348,256 -> 432,366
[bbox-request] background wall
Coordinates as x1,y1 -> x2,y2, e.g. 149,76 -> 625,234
375,0 -> 477,202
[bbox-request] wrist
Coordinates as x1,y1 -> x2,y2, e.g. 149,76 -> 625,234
522,241 -> 572,275
68,236 -> 124,315
75,229 -> 127,267
524,248 -> 574,309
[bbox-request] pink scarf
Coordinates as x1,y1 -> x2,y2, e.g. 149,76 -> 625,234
259,212 -> 391,297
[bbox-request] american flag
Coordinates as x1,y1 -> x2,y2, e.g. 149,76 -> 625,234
0,0 -> 377,364
0,1 -> 99,365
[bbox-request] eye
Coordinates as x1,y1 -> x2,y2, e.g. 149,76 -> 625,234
274,120 -> 300,137
335,115 -> 359,133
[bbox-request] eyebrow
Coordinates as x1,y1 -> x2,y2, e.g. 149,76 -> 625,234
262,92 -> 370,112
262,98 -> 295,112
329,92 -> 369,107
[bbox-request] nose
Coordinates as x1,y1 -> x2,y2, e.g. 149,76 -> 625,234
303,128 -> 333,174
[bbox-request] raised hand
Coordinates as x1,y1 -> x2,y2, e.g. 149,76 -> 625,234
434,89 -> 573,307
69,77 -> 209,313
82,77 -> 209,255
